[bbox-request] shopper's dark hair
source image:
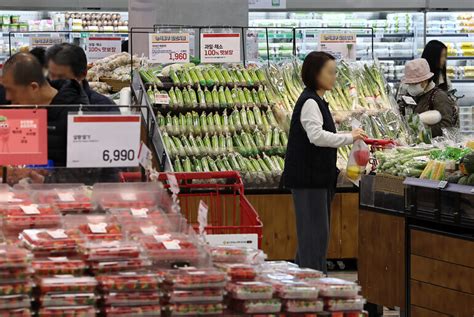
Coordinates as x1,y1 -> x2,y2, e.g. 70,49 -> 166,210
46,43 -> 88,77
421,40 -> 448,91
301,51 -> 336,90
30,47 -> 46,68
3,53 -> 47,86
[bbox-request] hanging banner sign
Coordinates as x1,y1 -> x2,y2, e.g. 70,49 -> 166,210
249,0 -> 286,9
67,114 -> 141,168
200,33 -> 241,63
86,37 -> 122,62
319,33 -> 357,61
29,37 -> 63,48
148,33 -> 190,63
0,109 -> 48,165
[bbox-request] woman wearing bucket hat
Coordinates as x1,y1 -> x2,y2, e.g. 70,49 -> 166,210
400,58 -> 457,137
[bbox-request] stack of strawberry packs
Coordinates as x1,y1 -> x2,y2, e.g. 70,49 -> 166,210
163,267 -> 227,316
313,278 -> 366,313
0,245 -> 33,317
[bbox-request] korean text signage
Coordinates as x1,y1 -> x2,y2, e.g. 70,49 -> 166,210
67,114 -> 141,168
200,33 -> 241,63
29,37 -> 63,48
319,33 -> 357,61
149,33 -> 190,63
86,37 -> 122,62
0,109 -> 48,165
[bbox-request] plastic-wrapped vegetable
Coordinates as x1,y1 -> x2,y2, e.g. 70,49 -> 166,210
183,157 -> 192,172
182,87 -> 192,108
192,111 -> 201,135
169,87 -> 178,108
225,87 -> 234,108
243,88 -> 255,107
261,112 -> 271,132
229,153 -> 241,170
280,130 -> 288,147
194,67 -> 206,86
219,134 -> 226,152
215,157 -> 227,171
203,133 -> 212,153
247,108 -> 256,129
240,108 -> 250,131
249,69 -> 260,86
242,69 -> 253,86
165,113 -> 173,134
264,131 -> 272,150
222,69 -> 233,86
238,88 -> 248,108
241,132 -> 253,156
214,112 -> 222,134
175,87 -> 184,108
211,133 -> 220,155
222,110 -> 230,134
179,70 -> 187,86
196,86 -> 206,109
200,112 -> 208,134
207,113 -> 216,134
254,130 -> 265,151
228,114 -> 236,134
231,88 -> 241,108
208,156 -> 219,172
214,68 -> 226,85
212,86 -> 220,108
267,109 -> 279,128
188,134 -> 200,156
181,135 -> 193,156
251,89 -> 260,106
253,107 -> 263,126
192,157 -> 203,172
233,134 -> 245,155
202,68 -> 214,87
272,128 -> 281,147
232,108 -> 243,132
222,156 -> 232,170
195,135 -> 205,155
172,115 -> 180,135
188,86 -> 198,108
208,68 -> 220,86
163,132 -> 176,158
170,68 -> 180,85
173,136 -> 186,157
185,112 -> 193,134
226,134 -> 234,152
235,69 -> 246,86
218,86 -> 227,108
201,156 -> 210,172
179,113 -> 186,134
189,68 -> 200,86
258,86 -> 268,106
174,157 -> 183,172
204,87 -> 213,108
247,132 -> 259,156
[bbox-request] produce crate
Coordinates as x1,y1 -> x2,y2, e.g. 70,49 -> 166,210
158,171 -> 263,248
99,77 -> 130,92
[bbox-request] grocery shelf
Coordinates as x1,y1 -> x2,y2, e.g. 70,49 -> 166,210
427,33 -> 474,37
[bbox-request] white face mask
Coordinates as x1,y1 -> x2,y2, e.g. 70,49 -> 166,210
406,83 -> 425,97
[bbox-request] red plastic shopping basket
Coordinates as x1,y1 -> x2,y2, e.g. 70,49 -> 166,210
157,171 -> 263,248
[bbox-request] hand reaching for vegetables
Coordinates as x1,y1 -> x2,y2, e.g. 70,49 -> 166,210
351,128 -> 367,142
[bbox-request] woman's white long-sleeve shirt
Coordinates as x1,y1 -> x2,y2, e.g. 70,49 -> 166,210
300,98 -> 353,148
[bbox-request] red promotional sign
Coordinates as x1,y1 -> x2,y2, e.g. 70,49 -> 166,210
0,109 -> 48,165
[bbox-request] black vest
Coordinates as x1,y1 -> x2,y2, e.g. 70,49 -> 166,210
282,88 -> 338,189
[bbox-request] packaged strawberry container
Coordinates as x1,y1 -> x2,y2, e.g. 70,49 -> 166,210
35,188 -> 92,214
109,207 -> 166,222
209,246 -> 265,264
226,281 -> 274,300
2,204 -> 61,231
214,263 -> 257,281
280,267 -> 325,281
97,272 -> 161,293
0,308 -> 32,317
32,258 -> 87,276
78,240 -> 141,261
37,305 -> 96,316
103,292 -> 161,306
0,246 -> 32,269
0,187 -> 32,206
0,281 -> 33,296
139,234 -> 201,264
167,289 -> 225,304
19,229 -> 80,254
230,298 -> 281,314
168,302 -> 224,316
89,258 -> 151,274
92,183 -> 166,210
283,299 -> 324,313
0,267 -> 33,281
0,295 -> 31,310
312,278 -> 360,298
37,276 -> 97,294
39,293 -> 96,307
324,297 -> 366,311
105,304 -> 162,317
164,268 -> 227,290
266,279 -> 319,299
64,215 -> 123,241
259,261 -> 298,273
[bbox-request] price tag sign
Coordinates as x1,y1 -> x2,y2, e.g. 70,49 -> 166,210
200,33 -> 241,63
29,36 -> 63,48
0,109 -> 48,165
86,37 -> 122,62
67,114 -> 141,168
149,33 -> 190,63
20,204 -> 40,215
319,33 -> 357,61
197,200 -> 208,235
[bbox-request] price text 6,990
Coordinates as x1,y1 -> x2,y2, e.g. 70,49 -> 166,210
102,149 -> 135,163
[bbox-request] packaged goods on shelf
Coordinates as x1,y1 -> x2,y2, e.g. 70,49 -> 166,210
311,278 -> 361,298
0,295 -> 31,310
209,246 -> 266,264
38,293 -> 96,307
0,308 -> 32,317
78,240 -> 142,261
89,258 -> 152,274
138,234 -> 204,265
229,298 -> 281,314
167,289 -> 225,304
263,279 -> 319,300
324,297 -> 366,311
64,215 -> 123,241
1,204 -> 61,232
0,281 -> 33,296
27,184 -> 92,214
37,306 -> 96,316
37,276 -> 98,294
97,272 -> 162,293
214,263 -> 258,281
164,268 -> 227,290
277,267 -> 325,281
0,246 -> 32,269
31,258 -> 87,277
19,229 -> 80,255
103,291 -> 161,306
283,299 -> 324,313
226,281 -> 274,300
167,302 -> 224,316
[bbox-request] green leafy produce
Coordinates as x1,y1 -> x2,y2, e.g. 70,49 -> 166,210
175,87 -> 184,108
208,68 -> 220,86
197,86 -> 206,108
194,67 -> 206,86
214,68 -> 226,85
169,68 -> 180,85
204,87 -> 213,107
202,68 -> 214,87
225,87 -> 234,107
218,86 -> 227,108
212,86 -> 220,108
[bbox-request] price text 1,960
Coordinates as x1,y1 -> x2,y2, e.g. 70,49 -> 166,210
102,149 -> 135,163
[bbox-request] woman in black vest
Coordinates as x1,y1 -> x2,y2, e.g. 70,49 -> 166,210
282,52 -> 366,273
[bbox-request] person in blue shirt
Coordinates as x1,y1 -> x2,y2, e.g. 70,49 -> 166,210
45,43 -> 119,112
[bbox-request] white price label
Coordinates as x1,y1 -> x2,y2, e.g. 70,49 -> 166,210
47,229 -> 68,239
154,234 -> 171,242
200,33 -> 241,63
198,200 -> 208,235
149,33 -> 190,63
140,225 -> 158,235
20,204 -> 40,215
67,115 -> 141,168
57,192 -> 75,202
88,222 -> 108,234
48,257 -> 69,262
138,142 -> 152,170
163,240 -> 181,250
120,192 -> 137,201
155,94 -> 170,105
86,37 -> 122,62
130,208 -> 148,217
29,36 -> 63,48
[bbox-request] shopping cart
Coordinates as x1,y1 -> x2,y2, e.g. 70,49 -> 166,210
157,171 -> 263,248
364,138 -> 396,172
